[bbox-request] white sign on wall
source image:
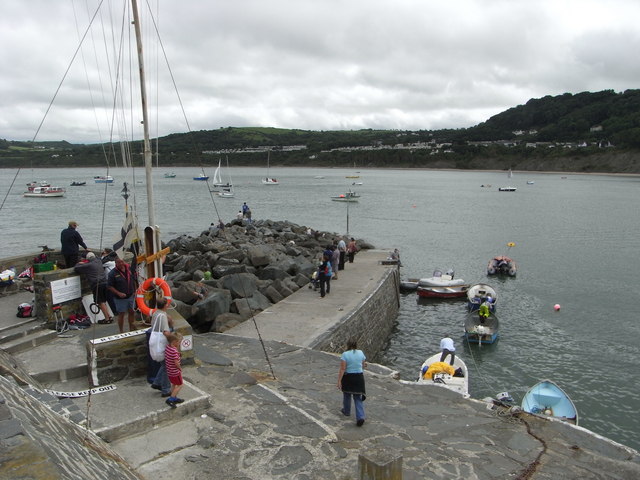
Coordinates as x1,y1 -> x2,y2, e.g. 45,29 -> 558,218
50,276 -> 82,304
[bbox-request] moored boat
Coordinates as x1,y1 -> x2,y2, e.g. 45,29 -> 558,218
498,186 -> 517,192
399,278 -> 419,292
331,190 -> 360,202
464,311 -> 499,344
521,380 -> 578,425
23,186 -> 66,198
416,269 -> 468,298
70,181 -> 86,186
487,256 -> 517,276
94,175 -> 114,183
164,172 -> 176,178
193,174 -> 209,181
412,353 -> 469,397
467,283 -> 497,312
26,181 -> 51,191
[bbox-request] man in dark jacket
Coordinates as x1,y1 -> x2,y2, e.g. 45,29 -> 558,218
74,252 -> 112,324
61,220 -> 88,268
108,257 -> 137,333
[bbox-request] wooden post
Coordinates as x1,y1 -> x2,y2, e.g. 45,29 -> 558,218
358,449 -> 402,480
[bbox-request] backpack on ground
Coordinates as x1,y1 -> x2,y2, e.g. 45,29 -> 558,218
17,303 -> 33,318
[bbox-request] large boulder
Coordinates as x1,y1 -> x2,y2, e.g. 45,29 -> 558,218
257,266 -> 288,281
247,245 -> 272,267
220,273 -> 259,299
188,289 -> 232,332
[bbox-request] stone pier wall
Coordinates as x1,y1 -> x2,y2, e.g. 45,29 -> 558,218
309,265 -> 400,358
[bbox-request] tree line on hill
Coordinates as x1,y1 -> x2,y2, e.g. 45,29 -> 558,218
2,89 -> 640,173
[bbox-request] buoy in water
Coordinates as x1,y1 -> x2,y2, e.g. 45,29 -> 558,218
554,304 -> 561,311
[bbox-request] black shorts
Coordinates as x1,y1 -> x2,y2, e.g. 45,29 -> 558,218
92,283 -> 108,303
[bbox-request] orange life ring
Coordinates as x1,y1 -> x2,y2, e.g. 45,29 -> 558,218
135,277 -> 172,317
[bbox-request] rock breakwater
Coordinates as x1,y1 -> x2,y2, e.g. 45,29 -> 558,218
162,219 -> 372,333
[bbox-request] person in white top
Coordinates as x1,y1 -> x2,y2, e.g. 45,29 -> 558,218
439,336 -> 455,365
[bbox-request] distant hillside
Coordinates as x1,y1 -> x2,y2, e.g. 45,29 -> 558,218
2,90 -> 640,173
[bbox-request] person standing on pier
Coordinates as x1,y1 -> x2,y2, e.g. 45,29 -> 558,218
60,220 -> 88,268
107,257 -> 137,333
337,237 -> 347,271
318,254 -> 332,298
347,238 -> 358,263
337,337 -> 367,426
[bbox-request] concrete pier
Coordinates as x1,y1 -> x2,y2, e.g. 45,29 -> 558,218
1,250 -> 639,479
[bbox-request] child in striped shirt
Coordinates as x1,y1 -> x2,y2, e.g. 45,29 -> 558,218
165,333 -> 184,408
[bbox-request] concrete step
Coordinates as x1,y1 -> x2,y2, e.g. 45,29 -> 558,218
2,328 -> 58,354
0,317 -> 46,344
45,377 -> 211,443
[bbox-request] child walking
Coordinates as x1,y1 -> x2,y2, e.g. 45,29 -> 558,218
165,332 -> 184,408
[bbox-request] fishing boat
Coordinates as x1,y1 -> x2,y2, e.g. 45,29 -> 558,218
262,151 -> 279,185
521,380 -> 578,425
487,256 -> 517,276
411,353 -> 469,397
330,190 -> 360,202
164,172 -> 176,178
416,269 -> 469,298
464,311 -> 499,344
23,186 -> 66,198
94,175 -> 114,183
70,181 -> 86,186
467,283 -> 497,312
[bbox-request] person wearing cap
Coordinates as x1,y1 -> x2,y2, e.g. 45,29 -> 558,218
74,252 -> 113,324
61,220 -> 88,268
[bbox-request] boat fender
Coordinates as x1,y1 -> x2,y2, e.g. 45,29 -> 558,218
136,277 -> 172,317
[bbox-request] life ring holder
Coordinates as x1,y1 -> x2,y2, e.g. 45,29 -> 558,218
135,277 -> 172,317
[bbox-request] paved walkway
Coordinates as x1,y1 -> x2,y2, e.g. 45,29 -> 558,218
1,252 -> 639,479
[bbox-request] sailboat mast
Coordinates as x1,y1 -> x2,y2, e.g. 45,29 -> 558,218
131,0 -> 156,228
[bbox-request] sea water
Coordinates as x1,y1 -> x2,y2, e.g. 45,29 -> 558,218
2,166 -> 639,451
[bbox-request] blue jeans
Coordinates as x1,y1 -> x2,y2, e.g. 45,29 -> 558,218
343,393 -> 365,421
152,363 -> 171,395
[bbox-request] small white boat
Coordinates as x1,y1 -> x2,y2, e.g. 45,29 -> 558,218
215,187 -> 235,198
164,172 -> 176,178
193,174 -> 209,181
498,186 -> 517,192
416,269 -> 468,298
527,180 -> 535,185
24,186 -> 66,198
521,380 -> 578,425
262,151 -> 279,185
400,278 -> 419,291
413,353 -> 469,398
94,175 -> 114,183
467,284 -> 497,312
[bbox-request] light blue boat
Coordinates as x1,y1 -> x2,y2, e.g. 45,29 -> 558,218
521,380 -> 578,425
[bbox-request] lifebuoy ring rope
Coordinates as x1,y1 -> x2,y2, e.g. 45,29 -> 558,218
135,277 -> 172,317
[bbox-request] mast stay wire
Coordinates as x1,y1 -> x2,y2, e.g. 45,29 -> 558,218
140,1 -> 275,377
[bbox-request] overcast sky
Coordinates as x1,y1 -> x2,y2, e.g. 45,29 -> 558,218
1,0 -> 639,144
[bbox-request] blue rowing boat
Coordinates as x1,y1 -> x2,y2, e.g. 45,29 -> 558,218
521,379 -> 578,425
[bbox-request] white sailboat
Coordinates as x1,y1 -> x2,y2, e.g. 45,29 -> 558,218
499,169 -> 516,192
262,151 -> 279,185
212,157 -> 232,188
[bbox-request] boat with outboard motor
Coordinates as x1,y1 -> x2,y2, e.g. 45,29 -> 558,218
521,380 -> 578,425
404,353 -> 469,397
94,175 -> 114,183
70,181 -> 86,186
487,256 -> 517,276
416,269 -> 469,298
467,283 -> 497,312
464,310 -> 499,344
331,190 -> 360,202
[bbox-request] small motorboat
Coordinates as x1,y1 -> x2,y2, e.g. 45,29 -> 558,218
467,284 -> 497,312
416,269 -> 468,298
527,180 -> 535,185
70,181 -> 86,186
164,172 -> 176,178
498,186 -> 517,192
331,190 -> 360,202
487,256 -> 517,276
521,380 -> 578,425
262,177 -> 279,185
94,175 -> 114,183
409,353 -> 469,398
464,311 -> 499,344
23,186 -> 66,198
193,174 -> 209,181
